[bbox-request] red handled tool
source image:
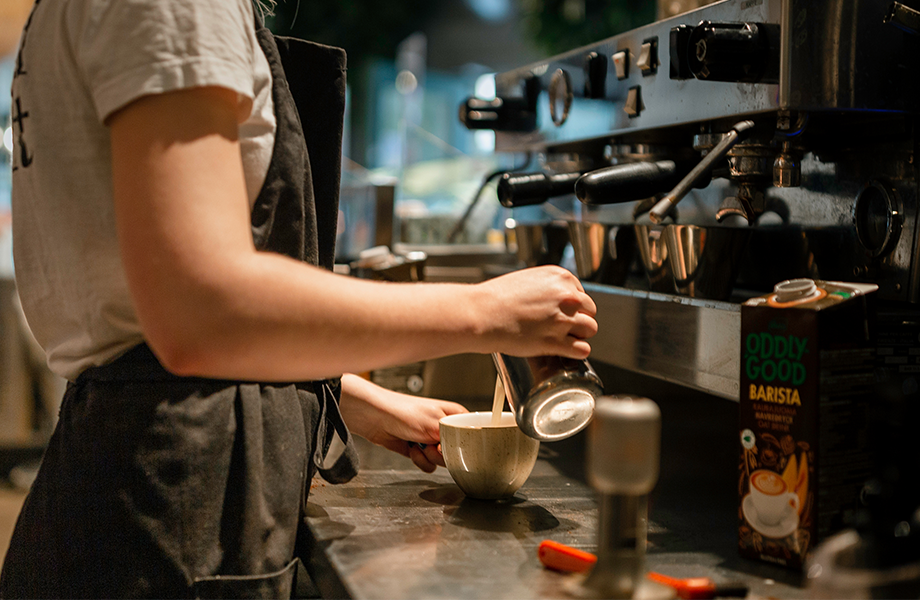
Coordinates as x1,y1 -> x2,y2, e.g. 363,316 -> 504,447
645,571 -> 748,599
538,540 -> 748,599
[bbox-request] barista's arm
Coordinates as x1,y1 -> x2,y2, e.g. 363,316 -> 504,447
108,86 -> 598,382
339,374 -> 466,472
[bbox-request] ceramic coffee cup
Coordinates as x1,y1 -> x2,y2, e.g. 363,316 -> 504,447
439,412 -> 540,500
750,469 -> 799,526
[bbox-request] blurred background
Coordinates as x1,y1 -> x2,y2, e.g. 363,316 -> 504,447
263,0 -> 654,250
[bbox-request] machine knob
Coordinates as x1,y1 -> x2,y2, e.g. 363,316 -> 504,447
548,68 -> 574,126
497,171 -> 582,208
686,21 -> 777,83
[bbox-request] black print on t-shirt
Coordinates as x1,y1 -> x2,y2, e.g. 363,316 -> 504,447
11,0 -> 41,171
14,0 -> 40,77
11,99 -> 32,170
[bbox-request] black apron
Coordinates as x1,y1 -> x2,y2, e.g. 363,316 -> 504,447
0,15 -> 358,600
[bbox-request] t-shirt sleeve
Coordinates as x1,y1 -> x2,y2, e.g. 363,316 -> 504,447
76,0 -> 258,122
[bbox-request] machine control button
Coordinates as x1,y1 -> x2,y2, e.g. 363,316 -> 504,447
548,68 -> 574,126
613,50 -> 630,80
624,86 -> 643,117
637,37 -> 659,75
583,52 -> 608,99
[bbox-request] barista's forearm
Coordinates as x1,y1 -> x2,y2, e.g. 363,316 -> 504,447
143,250 -> 491,381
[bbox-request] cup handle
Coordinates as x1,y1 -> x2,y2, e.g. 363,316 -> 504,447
787,492 -> 800,513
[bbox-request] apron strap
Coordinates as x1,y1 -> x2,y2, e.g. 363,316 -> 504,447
249,14 -> 359,482
312,379 -> 360,484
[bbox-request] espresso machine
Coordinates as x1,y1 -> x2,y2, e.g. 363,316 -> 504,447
461,0 -> 920,398
460,0 -> 920,586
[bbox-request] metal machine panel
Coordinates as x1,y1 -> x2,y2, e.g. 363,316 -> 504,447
492,0 -> 920,153
586,283 -> 742,400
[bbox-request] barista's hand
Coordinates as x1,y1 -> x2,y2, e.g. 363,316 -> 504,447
476,266 -> 598,359
339,374 -> 467,473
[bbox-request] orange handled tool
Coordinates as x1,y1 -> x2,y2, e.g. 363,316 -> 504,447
538,540 -> 748,599
645,571 -> 748,599
538,540 -> 597,574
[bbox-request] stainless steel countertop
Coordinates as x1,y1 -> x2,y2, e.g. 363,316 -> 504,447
302,374 -> 810,600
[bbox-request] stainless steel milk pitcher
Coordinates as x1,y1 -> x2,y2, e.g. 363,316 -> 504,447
492,353 -> 602,441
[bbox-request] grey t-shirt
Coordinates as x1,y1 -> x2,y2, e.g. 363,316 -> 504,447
11,0 -> 276,380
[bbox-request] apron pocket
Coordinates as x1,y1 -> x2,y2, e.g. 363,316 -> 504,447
193,558 -> 299,599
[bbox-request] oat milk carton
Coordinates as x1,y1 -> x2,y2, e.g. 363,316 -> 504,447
738,279 -> 877,569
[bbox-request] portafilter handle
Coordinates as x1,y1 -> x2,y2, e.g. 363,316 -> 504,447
497,171 -> 583,208
648,120 -> 755,224
574,161 -> 696,206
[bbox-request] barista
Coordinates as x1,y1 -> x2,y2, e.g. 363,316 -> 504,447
1,0 -> 597,597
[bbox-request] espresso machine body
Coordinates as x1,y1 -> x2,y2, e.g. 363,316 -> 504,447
461,0 -> 920,399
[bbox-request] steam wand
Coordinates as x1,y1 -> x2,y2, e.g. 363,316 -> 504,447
648,120 -> 755,224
